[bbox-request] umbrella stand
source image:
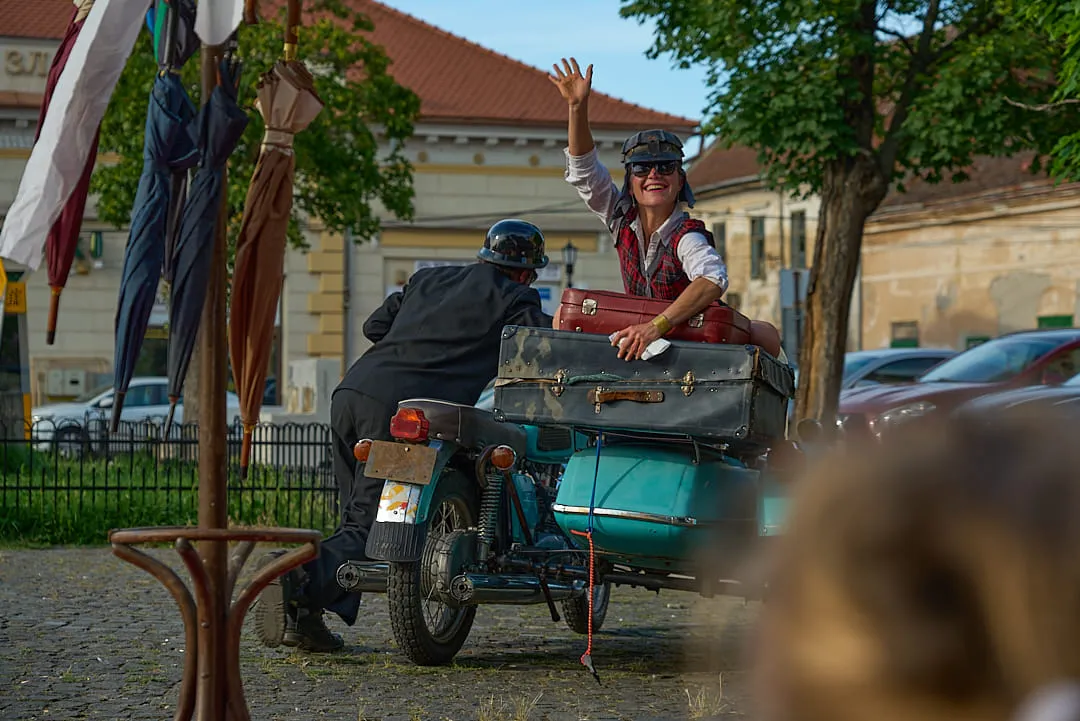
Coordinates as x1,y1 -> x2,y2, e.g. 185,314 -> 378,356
108,6 -> 322,718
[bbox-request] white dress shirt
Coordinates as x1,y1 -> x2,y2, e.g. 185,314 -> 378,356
563,147 -> 729,293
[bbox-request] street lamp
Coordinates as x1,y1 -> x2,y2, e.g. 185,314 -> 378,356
561,240 -> 578,289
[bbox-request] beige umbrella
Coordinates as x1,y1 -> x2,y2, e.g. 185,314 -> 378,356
229,40 -> 323,479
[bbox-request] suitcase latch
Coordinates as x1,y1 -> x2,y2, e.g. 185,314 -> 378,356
688,313 -> 704,328
681,371 -> 696,396
551,369 -> 569,397
582,298 -> 597,316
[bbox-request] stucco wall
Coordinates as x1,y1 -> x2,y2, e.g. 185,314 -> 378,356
861,185 -> 1080,349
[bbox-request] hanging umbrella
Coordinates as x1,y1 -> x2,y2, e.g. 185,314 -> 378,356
151,0 -> 202,286
0,0 -> 156,270
40,0 -> 98,346
163,45 -> 249,438
110,5 -> 201,433
229,0 -> 323,477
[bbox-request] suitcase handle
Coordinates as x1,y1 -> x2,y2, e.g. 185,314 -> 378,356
587,388 -> 665,413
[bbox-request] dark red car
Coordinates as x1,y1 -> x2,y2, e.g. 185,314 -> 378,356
837,328 -> 1080,439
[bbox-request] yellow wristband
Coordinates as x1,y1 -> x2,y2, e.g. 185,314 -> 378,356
652,314 -> 672,335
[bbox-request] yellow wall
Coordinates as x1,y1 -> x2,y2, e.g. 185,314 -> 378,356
861,184 -> 1080,349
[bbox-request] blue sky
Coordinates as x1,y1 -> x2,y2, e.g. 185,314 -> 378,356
378,0 -> 712,125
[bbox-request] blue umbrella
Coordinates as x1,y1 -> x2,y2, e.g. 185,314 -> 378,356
163,48 -> 248,437
110,2 -> 200,433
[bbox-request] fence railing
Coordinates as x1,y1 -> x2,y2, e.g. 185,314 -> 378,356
0,418 -> 339,545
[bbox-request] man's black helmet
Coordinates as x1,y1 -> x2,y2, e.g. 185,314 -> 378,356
621,129 -> 685,165
477,219 -> 549,269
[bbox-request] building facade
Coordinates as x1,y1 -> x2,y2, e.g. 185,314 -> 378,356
1,0 -> 696,406
685,141 -> 1079,357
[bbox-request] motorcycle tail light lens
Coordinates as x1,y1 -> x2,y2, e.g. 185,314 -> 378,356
353,438 -> 372,462
390,408 -> 429,442
490,445 -> 517,470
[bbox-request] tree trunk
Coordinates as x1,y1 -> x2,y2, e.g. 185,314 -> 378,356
795,155 -> 888,427
184,330 -> 202,430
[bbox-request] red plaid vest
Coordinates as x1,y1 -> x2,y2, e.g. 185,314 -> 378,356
614,208 -> 715,300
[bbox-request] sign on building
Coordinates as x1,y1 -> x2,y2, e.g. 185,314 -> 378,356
779,268 -> 808,364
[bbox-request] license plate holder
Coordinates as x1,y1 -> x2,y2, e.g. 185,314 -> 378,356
364,441 -> 438,485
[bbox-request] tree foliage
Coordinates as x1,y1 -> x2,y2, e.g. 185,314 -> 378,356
91,0 -> 421,254
621,0 -> 1074,196
1014,0 -> 1080,179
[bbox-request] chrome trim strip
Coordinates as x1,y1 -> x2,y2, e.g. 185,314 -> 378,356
551,503 -> 701,527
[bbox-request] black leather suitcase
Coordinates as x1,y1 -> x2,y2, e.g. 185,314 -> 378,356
492,326 -> 795,450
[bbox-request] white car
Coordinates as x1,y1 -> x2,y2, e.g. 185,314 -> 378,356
31,376 -> 242,454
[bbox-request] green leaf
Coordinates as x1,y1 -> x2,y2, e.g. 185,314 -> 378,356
90,0 -> 421,264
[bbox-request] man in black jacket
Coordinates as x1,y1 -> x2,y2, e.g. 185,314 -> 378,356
252,219 -> 553,652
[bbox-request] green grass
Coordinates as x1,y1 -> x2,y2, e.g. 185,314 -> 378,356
0,451 -> 337,545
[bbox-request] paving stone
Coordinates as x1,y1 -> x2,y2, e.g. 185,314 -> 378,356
0,547 -> 757,719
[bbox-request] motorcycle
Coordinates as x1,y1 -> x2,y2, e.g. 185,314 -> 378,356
336,358 -> 797,667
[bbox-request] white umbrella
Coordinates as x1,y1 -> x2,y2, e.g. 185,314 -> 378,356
0,0 -> 150,271
194,0 -> 245,46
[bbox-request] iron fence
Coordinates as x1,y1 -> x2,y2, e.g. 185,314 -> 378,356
0,418 -> 339,545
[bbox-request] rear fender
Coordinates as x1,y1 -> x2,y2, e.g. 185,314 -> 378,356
365,439 -> 465,562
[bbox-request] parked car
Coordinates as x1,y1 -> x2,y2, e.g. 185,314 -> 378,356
785,348 -> 955,430
840,347 -> 957,388
953,369 -> 1080,420
30,376 -> 242,455
837,328 -> 1080,439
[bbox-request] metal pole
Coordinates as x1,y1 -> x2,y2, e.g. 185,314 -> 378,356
197,41 -> 229,720
108,10 -> 325,721
342,228 -> 353,375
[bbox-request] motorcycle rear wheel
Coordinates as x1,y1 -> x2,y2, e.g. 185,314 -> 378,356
561,580 -> 611,635
388,470 -> 479,666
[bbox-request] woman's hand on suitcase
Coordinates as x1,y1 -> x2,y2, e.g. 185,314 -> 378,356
611,322 -> 662,361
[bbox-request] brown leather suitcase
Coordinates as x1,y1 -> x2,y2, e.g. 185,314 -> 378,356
556,288 -> 752,345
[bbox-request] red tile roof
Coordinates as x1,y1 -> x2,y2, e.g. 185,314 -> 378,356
3,0 -> 697,132
0,0 -> 74,40
876,152 -> 1047,210
686,142 -> 763,191
688,137 -> 1053,209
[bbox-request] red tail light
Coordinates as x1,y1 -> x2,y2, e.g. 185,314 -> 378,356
390,408 -> 429,442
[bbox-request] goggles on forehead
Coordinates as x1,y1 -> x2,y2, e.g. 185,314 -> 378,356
629,160 -> 681,177
621,129 -> 684,157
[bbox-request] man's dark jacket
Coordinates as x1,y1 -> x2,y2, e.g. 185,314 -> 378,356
338,262 -> 553,408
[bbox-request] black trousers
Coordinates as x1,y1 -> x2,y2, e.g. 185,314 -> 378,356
301,388 -> 395,626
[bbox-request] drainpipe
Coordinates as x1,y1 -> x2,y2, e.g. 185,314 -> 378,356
342,228 -> 353,375
777,191 -> 786,269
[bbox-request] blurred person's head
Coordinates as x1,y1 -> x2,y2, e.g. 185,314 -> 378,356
754,413 -> 1080,721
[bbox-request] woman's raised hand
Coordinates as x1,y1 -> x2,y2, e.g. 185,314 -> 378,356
548,57 -> 593,107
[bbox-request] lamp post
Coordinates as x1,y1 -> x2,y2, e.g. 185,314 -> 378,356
561,240 -> 578,289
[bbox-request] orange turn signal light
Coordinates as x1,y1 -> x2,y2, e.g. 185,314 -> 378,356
353,438 -> 373,462
490,445 -> 517,470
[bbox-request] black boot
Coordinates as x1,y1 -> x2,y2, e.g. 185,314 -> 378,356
252,551 -> 344,653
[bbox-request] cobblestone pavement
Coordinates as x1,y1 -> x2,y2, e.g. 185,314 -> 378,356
0,547 -> 760,720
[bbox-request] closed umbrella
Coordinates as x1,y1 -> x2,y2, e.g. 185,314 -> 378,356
110,6 -> 200,433
0,0 -> 155,271
151,0 -> 201,286
163,47 -> 249,438
41,0 -> 98,346
229,1 -> 323,477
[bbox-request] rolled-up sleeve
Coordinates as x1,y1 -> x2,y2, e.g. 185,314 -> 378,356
564,147 -> 619,231
677,232 -> 729,293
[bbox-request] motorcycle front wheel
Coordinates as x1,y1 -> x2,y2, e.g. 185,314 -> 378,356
387,470 -> 479,666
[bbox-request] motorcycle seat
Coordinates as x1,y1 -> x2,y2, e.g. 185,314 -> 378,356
396,398 -> 528,457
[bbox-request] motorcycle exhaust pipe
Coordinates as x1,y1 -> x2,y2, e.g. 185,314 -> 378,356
336,561 -> 389,593
443,573 -> 585,607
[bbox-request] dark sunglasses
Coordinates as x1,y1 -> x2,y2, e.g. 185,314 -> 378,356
629,161 -> 680,178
